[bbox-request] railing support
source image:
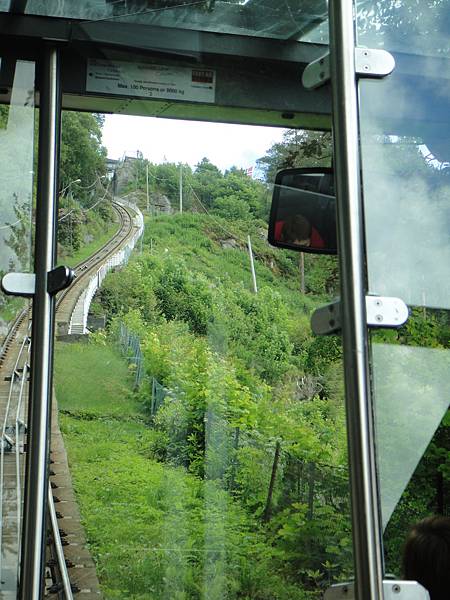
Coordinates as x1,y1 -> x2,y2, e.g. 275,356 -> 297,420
19,45 -> 61,600
328,1 -> 384,599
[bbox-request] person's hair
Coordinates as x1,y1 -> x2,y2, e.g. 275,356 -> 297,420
280,214 -> 312,243
402,516 -> 450,600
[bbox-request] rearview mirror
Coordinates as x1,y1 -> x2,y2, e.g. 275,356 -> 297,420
268,168 -> 337,254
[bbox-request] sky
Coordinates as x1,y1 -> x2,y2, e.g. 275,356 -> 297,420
102,115 -> 286,174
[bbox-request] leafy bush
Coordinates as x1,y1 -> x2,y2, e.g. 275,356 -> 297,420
154,260 -> 213,335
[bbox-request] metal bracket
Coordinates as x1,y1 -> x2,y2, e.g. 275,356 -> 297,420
1,273 -> 36,297
311,296 -> 409,335
47,265 -> 75,296
325,580 -> 430,600
302,47 -> 395,90
302,52 -> 330,90
355,47 -> 395,79
1,265 -> 75,298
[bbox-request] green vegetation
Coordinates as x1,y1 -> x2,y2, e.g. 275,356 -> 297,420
58,112 -> 114,260
58,175 -> 349,597
0,109 -> 113,328
56,337 -> 346,600
64,221 -> 119,268
55,129 -> 450,598
55,342 -> 140,417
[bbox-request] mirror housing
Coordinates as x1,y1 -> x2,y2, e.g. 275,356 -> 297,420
268,168 -> 337,254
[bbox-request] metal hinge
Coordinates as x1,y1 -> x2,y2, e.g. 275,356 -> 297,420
325,580 -> 429,600
302,47 -> 395,90
1,265 -> 75,298
311,296 -> 409,336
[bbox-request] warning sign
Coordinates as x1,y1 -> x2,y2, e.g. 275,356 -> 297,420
86,59 -> 216,103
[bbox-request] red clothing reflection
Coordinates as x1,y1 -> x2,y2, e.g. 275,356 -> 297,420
274,220 -> 325,249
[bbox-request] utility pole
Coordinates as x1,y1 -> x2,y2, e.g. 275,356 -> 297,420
247,235 -> 258,294
179,164 -> 183,213
300,252 -> 305,294
146,162 -> 149,213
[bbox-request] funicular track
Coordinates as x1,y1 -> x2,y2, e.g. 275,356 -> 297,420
0,199 -> 140,599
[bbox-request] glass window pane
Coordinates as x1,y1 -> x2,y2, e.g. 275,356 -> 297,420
357,0 -> 450,58
357,0 -> 450,583
0,58 -> 35,330
53,118 -> 352,598
1,0 -> 330,42
359,78 -> 450,311
0,57 -> 35,597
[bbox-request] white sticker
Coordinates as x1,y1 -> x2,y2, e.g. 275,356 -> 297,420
86,59 -> 216,103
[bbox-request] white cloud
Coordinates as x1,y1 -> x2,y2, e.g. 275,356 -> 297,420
102,114 -> 286,172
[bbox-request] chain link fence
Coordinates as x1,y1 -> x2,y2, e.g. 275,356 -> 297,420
117,322 -> 166,417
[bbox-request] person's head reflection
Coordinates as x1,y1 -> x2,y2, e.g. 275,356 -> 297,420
403,516 -> 450,600
280,214 -> 312,246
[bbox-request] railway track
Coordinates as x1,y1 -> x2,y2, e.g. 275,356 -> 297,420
0,198 -> 142,599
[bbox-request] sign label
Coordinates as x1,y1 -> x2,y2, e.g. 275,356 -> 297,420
86,59 -> 216,103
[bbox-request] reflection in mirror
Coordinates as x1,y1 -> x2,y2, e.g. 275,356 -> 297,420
268,168 -> 337,254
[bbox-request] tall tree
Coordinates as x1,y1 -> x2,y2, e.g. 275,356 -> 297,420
257,129 -> 332,182
59,112 -> 107,205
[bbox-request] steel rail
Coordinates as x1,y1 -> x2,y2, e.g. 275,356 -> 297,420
0,333 -> 30,582
15,335 -> 31,570
45,199 -> 138,598
0,198 -> 138,597
0,201 -> 129,358
56,201 -> 131,308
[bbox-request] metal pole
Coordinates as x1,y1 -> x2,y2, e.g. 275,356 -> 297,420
179,165 -> 183,213
48,484 -> 73,600
328,2 -> 384,599
247,235 -> 258,294
19,46 -> 61,600
146,162 -> 149,213
300,252 -> 305,294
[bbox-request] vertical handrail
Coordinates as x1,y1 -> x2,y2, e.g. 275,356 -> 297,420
328,1 -> 384,599
0,334 -> 29,583
19,45 -> 61,600
15,335 -> 31,574
47,483 -> 73,600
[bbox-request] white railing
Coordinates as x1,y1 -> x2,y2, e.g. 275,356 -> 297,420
68,201 -> 144,335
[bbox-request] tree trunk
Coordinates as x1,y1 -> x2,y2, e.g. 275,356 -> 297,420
307,462 -> 316,520
300,252 -> 305,294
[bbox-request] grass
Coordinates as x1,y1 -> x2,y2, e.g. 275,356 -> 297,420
0,297 -> 27,328
54,341 -> 140,418
143,213 -> 322,316
54,340 -> 308,600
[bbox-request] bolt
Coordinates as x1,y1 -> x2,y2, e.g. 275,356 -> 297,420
376,314 -> 383,323
375,299 -> 382,307
320,71 -> 325,79
392,584 -> 401,594
364,64 -> 370,71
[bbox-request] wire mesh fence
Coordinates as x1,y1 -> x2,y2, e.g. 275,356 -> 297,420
117,322 -> 144,389
117,322 -> 166,416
